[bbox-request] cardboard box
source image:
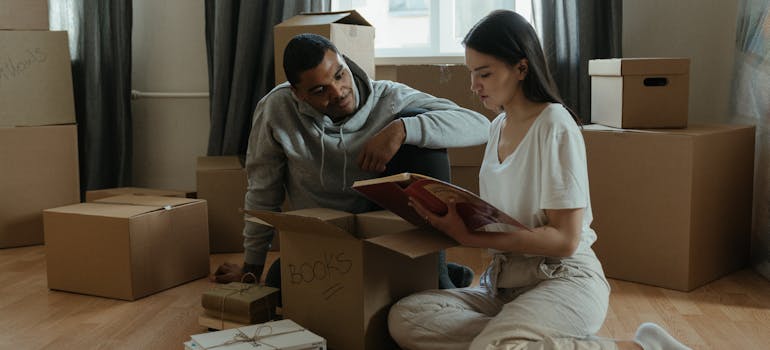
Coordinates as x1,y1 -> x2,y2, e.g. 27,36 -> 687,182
584,124 -> 755,291
189,319 -> 326,350
43,195 -> 210,300
451,166 -> 481,195
0,125 -> 79,248
0,0 -> 48,30
196,156 -> 248,253
0,31 -> 76,127
246,208 -> 457,350
201,283 -> 280,324
85,187 -> 195,202
589,58 -> 690,129
274,10 -> 374,84
375,64 -> 496,121
448,144 -> 486,167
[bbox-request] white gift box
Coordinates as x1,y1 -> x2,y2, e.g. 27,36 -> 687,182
188,319 -> 326,350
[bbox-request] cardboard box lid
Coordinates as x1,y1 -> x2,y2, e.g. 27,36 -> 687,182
196,156 -> 243,171
85,187 -> 194,201
588,58 -> 690,76
276,10 -> 372,27
44,202 -> 163,219
245,209 -> 456,258
93,194 -> 202,208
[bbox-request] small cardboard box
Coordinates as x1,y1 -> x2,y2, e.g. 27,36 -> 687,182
0,0 -> 48,30
201,283 -> 280,324
583,124 -> 755,291
0,31 -> 76,127
589,58 -> 690,129
246,208 -> 457,350
274,10 -> 374,84
196,156 -> 247,253
85,187 -> 196,202
43,195 -> 210,300
1,125 -> 79,248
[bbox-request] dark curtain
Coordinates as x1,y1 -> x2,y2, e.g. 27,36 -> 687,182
205,0 -> 329,156
729,0 -> 770,280
533,0 -> 622,123
49,0 -> 133,199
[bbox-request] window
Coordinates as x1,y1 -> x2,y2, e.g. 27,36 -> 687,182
332,0 -> 533,58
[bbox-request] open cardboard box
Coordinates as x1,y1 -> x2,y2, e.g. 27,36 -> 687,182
274,10 -> 374,84
245,208 -> 457,350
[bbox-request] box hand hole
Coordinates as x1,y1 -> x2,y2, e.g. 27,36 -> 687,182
643,77 -> 668,87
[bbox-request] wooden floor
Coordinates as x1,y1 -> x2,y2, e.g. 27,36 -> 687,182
1,245 -> 769,349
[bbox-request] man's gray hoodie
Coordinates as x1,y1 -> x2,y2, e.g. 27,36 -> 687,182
243,57 -> 490,265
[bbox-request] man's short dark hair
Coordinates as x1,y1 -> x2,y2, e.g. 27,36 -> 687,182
283,33 -> 339,86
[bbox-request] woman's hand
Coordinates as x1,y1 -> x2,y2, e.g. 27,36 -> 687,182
409,196 -> 476,246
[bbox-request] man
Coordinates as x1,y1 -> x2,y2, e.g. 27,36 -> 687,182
213,33 -> 490,289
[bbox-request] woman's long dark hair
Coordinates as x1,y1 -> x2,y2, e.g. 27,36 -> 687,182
462,10 -> 581,125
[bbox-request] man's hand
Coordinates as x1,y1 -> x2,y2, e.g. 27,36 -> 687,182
211,262 -> 263,284
357,120 -> 406,173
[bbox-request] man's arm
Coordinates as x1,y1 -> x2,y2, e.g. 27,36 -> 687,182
357,82 -> 490,172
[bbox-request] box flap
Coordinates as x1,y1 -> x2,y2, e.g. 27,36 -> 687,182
93,194 -> 202,208
196,156 -> 243,171
44,202 -> 161,218
277,10 -> 372,27
85,187 -> 194,202
244,209 -> 352,239
589,58 -> 690,76
365,228 -> 458,258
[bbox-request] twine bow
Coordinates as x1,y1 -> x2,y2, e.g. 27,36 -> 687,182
216,273 -> 274,329
208,324 -> 306,349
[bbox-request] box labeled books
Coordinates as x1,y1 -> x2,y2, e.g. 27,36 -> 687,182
188,319 -> 326,350
201,283 -> 280,325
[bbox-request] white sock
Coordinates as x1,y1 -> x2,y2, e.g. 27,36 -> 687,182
633,322 -> 691,350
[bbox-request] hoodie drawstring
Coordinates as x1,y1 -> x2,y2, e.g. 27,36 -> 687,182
319,124 -> 326,188
339,129 -> 347,191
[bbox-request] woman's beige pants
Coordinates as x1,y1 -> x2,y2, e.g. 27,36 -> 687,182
388,248 -> 620,350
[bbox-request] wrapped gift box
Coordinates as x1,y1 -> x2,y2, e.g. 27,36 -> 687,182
188,319 -> 326,350
201,283 -> 280,324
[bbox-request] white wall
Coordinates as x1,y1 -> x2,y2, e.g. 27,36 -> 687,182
623,0 -> 739,123
131,0 -> 209,190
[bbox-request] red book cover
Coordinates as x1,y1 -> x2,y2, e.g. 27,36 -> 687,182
353,172 -> 529,231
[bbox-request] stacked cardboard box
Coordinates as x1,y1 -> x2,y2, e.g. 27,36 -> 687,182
586,58 -> 755,291
1,6 -> 80,248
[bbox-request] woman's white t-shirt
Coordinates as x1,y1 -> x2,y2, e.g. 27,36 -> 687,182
479,103 -> 597,252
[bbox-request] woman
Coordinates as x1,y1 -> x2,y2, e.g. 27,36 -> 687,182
387,9 -> 690,350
